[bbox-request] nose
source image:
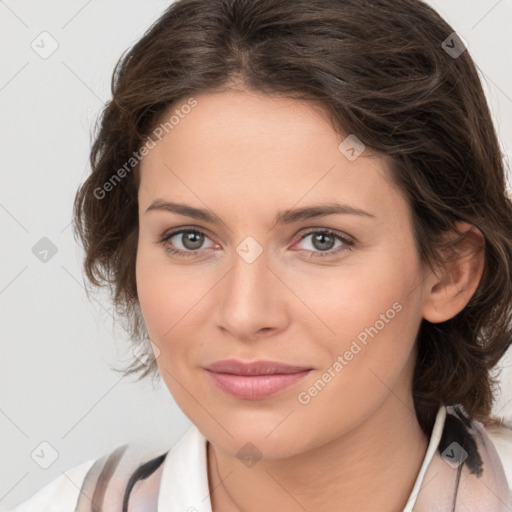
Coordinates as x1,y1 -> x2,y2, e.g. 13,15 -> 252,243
215,243 -> 289,342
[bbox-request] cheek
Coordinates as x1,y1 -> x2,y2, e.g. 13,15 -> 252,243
135,242 -> 212,362
300,241 -> 423,384
135,246 -> 165,340
135,254 -> 194,404
135,242 -> 187,343
298,250 -> 419,340
290,261 -> 422,445
135,246 -> 208,420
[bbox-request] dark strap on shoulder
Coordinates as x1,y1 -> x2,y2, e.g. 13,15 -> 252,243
122,452 -> 167,512
74,444 -> 168,512
438,406 -> 486,511
74,445 -> 128,512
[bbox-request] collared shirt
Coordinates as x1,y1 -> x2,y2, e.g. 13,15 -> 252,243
9,406 -> 512,511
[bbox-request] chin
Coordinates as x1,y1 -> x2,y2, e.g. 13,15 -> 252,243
204,417 -> 314,461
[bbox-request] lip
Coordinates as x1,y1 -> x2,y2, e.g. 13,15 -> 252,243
204,359 -> 313,375
204,359 -> 313,400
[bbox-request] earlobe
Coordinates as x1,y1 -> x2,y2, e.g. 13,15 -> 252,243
422,222 -> 485,324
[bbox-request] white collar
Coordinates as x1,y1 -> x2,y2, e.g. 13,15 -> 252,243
157,424 -> 213,512
157,406 -> 447,512
402,406 -> 447,511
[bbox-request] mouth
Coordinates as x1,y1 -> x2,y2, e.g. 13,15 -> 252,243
203,359 -> 313,400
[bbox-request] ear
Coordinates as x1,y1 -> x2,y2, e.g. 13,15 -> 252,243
422,221 -> 485,324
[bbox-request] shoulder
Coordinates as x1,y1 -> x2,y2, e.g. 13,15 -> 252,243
413,406 -> 512,511
486,420 -> 512,492
444,406 -> 512,510
9,458 -> 96,511
8,442 -> 170,512
455,411 -> 512,510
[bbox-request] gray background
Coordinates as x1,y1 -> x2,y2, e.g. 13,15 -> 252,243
1,0 -> 511,510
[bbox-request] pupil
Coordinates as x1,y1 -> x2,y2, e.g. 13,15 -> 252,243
313,233 -> 335,251
183,231 -> 203,250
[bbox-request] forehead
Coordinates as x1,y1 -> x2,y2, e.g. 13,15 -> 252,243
138,90 -> 405,223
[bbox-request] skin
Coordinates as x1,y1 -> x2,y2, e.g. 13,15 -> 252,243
135,89 -> 485,512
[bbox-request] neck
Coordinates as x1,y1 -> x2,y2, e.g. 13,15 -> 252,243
207,390 -> 429,512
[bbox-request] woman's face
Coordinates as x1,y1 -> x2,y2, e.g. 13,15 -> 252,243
136,89 -> 431,459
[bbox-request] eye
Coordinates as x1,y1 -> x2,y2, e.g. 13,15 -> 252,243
293,229 -> 354,258
156,227 -> 355,259
157,228 -> 217,258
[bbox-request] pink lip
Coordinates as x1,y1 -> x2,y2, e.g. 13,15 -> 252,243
203,359 -> 313,400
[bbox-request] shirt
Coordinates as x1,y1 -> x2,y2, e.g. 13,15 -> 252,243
9,405 -> 512,512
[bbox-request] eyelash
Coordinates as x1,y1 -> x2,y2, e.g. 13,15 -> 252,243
156,227 -> 355,259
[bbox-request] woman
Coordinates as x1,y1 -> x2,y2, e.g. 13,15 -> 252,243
11,0 -> 512,510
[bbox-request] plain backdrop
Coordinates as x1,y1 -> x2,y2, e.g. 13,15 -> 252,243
1,1 -> 512,510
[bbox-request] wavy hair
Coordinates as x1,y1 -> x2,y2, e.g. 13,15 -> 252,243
73,0 -> 512,434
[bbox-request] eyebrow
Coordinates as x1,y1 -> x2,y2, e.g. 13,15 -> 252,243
145,199 -> 376,227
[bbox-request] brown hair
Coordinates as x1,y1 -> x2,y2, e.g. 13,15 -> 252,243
73,0 -> 512,434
